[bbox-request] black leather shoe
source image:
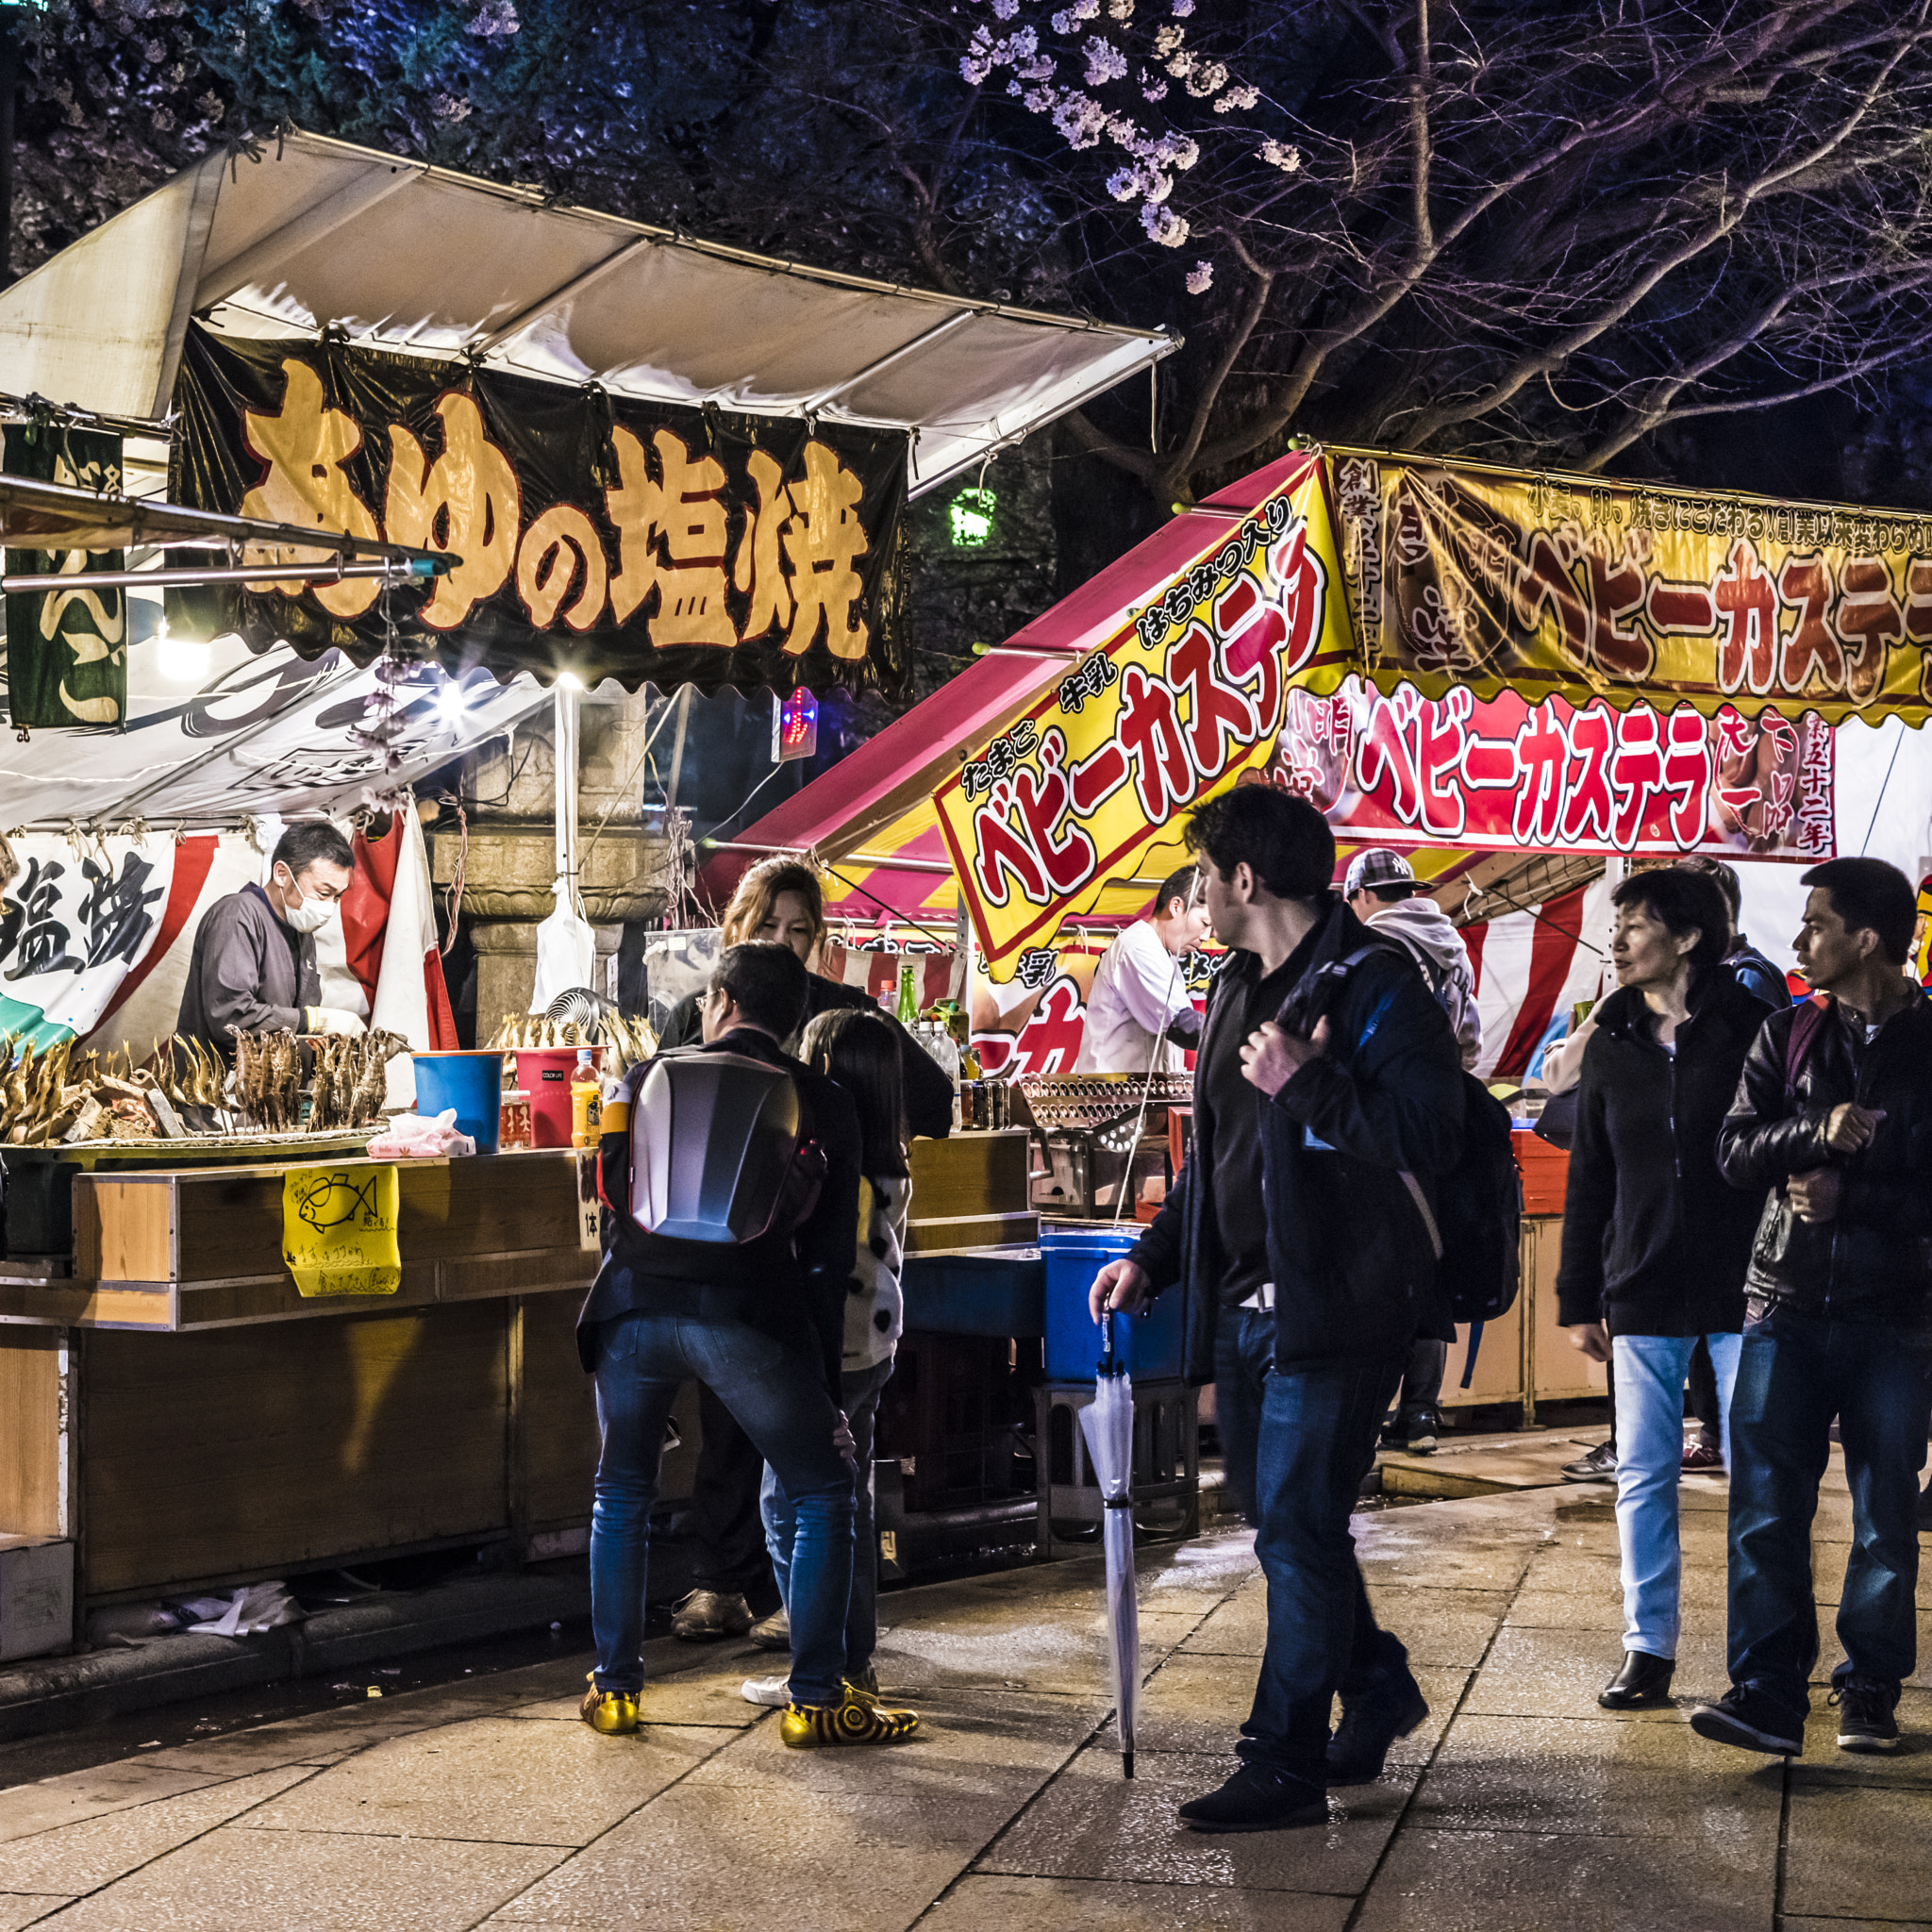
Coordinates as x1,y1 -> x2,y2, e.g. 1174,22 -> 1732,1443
1598,1650 -> 1674,1708
1177,1764 -> 1327,1833
1327,1676 -> 1430,1784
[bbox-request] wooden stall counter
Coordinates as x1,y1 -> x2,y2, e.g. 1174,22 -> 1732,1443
0,1151 -> 607,1651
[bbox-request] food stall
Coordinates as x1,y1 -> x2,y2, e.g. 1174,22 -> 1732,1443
715,441 -> 1932,1512
0,127 -> 1172,1657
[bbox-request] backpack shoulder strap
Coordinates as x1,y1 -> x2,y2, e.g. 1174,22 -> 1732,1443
1784,995 -> 1831,1095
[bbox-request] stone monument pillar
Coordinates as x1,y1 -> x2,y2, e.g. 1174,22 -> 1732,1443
434,691 -> 669,1042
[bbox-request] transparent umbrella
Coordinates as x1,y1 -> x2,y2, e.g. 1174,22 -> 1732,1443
1078,1310 -> 1141,1778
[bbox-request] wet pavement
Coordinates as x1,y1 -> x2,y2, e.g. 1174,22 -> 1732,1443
0,1451 -> 1926,1930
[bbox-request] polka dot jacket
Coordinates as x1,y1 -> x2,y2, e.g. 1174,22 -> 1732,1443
843,1172 -> 908,1371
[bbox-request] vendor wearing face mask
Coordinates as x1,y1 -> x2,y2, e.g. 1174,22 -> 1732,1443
176,821 -> 364,1059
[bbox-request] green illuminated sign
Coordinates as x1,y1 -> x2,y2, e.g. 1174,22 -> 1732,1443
948,486 -> 996,548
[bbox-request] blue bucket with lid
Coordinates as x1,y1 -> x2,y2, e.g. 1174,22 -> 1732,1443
1041,1222 -> 1185,1381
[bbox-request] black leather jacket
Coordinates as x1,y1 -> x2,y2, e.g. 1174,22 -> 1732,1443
1716,990 -> 1932,1332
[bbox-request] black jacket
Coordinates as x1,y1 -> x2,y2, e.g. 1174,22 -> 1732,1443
1131,899 -> 1464,1373
660,973 -> 954,1141
175,883 -> 318,1058
1717,990 -> 1932,1334
575,1026 -> 862,1391
1555,969 -> 1768,1336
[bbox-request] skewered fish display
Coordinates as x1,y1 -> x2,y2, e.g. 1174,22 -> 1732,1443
0,1034 -> 227,1144
487,1008 -> 657,1073
235,1029 -> 302,1134
307,1031 -> 408,1132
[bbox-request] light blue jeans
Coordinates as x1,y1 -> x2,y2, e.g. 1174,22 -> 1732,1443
1611,1331 -> 1741,1659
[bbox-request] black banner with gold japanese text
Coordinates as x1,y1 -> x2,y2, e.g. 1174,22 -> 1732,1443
3,425 -> 128,730
168,325 -> 908,696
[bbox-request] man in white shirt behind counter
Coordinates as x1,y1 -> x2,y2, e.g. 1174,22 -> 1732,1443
1074,867 -> 1211,1074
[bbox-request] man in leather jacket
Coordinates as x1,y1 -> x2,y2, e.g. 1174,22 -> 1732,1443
1693,858 -> 1932,1760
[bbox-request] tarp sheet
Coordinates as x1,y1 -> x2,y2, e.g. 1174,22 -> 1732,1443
0,127 -> 1171,503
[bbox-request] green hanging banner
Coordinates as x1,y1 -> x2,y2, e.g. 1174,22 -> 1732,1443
3,425 -> 127,730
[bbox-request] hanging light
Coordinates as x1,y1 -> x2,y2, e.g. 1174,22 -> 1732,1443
154,615 -> 211,684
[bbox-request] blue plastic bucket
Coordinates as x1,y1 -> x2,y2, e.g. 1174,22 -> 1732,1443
408,1051 -> 505,1154
1041,1222 -> 1186,1381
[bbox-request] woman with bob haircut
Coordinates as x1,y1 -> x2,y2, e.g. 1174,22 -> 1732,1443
1556,865 -> 1771,1710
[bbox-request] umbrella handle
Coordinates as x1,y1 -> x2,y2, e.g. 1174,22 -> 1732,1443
1099,1307 -> 1115,1375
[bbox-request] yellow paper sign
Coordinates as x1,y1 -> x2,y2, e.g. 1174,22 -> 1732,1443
282,1164 -> 403,1298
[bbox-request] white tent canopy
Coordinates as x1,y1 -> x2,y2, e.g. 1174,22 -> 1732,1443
0,127 -> 1174,499
0,626 -> 548,828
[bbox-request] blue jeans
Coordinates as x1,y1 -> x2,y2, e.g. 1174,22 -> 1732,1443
590,1307 -> 856,1706
1213,1305 -> 1277,1527
762,1356 -> 894,1678
1726,1304 -> 1932,1724
1610,1331 -> 1740,1658
1239,1352 -> 1414,1785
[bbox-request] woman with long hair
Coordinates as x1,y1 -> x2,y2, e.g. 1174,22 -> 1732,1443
742,1005 -> 910,1706
659,855 -> 953,1138
654,856 -> 948,1645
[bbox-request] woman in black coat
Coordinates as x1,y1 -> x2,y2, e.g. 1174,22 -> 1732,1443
1556,866 -> 1769,1710
658,857 -> 955,1141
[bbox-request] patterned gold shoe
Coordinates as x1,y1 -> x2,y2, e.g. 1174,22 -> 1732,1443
780,1688 -> 919,1748
580,1673 -> 641,1736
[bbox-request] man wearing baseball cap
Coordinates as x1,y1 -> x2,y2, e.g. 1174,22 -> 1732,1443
1345,848 -> 1484,1453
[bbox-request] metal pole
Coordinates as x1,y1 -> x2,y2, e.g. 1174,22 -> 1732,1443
554,678 -> 581,916
662,683 -> 692,814
0,558 -> 432,592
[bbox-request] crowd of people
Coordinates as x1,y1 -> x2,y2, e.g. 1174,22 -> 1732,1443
563,805 -> 1932,1831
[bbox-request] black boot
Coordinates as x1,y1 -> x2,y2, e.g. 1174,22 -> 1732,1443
1327,1674 -> 1430,1784
1177,1764 -> 1327,1833
1598,1651 -> 1674,1709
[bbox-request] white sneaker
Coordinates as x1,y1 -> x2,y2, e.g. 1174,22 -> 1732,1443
741,1673 -> 791,1707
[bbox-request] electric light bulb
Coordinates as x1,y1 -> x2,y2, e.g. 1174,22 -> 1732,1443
154,617 -> 211,684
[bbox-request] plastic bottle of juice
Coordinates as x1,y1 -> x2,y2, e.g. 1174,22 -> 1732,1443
569,1049 -> 602,1148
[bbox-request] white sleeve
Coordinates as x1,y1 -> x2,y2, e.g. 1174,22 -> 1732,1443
1110,924 -> 1192,1037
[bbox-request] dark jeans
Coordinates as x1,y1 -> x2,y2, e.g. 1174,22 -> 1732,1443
590,1307 -> 856,1706
762,1356 -> 894,1677
691,1383 -> 775,1598
1212,1305 -> 1277,1528
1391,1338 -> 1447,1430
1726,1304 -> 1932,1724
1239,1351 -> 1415,1785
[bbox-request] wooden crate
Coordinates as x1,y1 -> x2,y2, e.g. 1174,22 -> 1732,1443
907,1130 -> 1037,1252
1523,1213 -> 1608,1406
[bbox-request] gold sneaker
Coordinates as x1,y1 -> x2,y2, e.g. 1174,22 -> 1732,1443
580,1673 -> 641,1736
780,1688 -> 919,1748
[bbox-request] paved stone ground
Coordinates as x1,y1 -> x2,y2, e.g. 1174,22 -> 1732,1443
0,1453 -> 1926,1931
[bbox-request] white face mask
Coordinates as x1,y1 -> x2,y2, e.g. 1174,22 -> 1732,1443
276,867 -> 333,933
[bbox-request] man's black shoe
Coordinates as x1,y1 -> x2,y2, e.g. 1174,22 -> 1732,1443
1831,1677 -> 1901,1753
1177,1764 -> 1327,1833
1327,1677 -> 1430,1784
1561,1441 -> 1616,1482
1689,1686 -> 1803,1757
1598,1650 -> 1674,1709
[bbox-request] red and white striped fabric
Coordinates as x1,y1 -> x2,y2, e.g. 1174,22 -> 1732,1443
341,808 -> 458,1052
1461,874 -> 1614,1081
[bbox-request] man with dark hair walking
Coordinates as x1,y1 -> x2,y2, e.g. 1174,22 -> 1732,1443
1090,789 -> 1464,1831
1696,858 -> 1932,1758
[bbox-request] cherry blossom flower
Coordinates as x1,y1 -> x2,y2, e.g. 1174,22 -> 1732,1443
1259,139 -> 1301,171
1084,36 -> 1128,84
1186,260 -> 1213,293
1142,201 -> 1190,245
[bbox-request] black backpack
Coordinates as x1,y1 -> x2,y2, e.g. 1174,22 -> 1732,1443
1298,943 -> 1522,1330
